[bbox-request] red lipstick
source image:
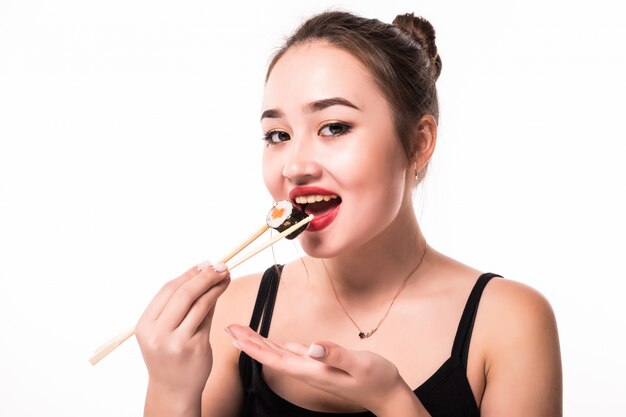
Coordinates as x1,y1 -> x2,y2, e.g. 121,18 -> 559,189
288,186 -> 341,232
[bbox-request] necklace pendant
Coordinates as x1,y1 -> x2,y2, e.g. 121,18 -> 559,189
358,329 -> 376,339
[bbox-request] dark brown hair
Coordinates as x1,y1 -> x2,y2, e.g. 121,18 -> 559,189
266,11 -> 442,163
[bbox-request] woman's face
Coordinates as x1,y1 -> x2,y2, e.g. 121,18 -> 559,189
261,41 -> 412,257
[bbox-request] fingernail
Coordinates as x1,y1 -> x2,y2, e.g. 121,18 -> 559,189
307,344 -> 326,359
196,259 -> 212,271
232,340 -> 244,350
212,263 -> 228,273
224,326 -> 234,337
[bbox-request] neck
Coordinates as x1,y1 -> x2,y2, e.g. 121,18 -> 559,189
321,200 -> 429,298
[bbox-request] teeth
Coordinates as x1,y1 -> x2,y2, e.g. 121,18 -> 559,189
294,194 -> 338,204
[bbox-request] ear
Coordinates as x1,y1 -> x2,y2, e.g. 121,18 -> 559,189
412,115 -> 437,181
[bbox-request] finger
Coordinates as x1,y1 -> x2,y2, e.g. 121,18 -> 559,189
139,266 -> 200,322
306,341 -> 359,375
232,335 -> 286,368
264,338 -> 287,352
226,325 -> 289,355
178,274 -> 231,337
225,324 -> 286,348
255,338 -> 309,356
227,326 -> 311,367
193,275 -> 231,337
226,326 -> 312,357
225,324 -> 263,342
280,341 -> 309,356
233,335 -> 351,387
157,267 -> 230,330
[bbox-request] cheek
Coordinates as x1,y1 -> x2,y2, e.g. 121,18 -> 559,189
336,135 -> 408,225
335,133 -> 407,192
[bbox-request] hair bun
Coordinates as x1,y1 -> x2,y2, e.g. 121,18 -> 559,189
392,13 -> 442,80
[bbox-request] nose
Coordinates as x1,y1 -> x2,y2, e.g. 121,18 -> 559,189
281,137 -> 322,185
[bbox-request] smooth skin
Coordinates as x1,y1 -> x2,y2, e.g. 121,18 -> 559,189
136,264 -> 231,416
138,41 -> 562,417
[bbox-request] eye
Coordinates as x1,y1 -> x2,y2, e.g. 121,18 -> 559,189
262,130 -> 291,145
318,122 -> 352,137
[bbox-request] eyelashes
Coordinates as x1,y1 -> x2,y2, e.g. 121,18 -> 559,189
262,122 -> 353,146
319,122 -> 352,137
263,130 -> 291,145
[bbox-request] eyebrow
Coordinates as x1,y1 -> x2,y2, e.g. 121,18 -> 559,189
260,97 -> 360,120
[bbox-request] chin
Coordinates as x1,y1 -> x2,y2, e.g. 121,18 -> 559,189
296,227 -> 369,260
301,212 -> 402,259
297,233 -> 342,259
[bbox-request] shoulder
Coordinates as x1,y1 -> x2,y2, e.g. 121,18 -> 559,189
476,276 -> 561,377
213,262 -> 298,327
479,277 -> 558,334
474,276 -> 562,415
214,269 -> 267,326
428,252 -> 558,336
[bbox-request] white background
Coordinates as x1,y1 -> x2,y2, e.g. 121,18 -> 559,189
1,0 -> 625,415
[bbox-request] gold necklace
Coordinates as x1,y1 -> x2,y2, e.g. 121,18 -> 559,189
321,248 -> 427,339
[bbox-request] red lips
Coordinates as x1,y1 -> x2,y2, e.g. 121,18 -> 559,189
289,186 -> 342,232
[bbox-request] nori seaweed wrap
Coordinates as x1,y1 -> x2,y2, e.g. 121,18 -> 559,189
266,200 -> 309,239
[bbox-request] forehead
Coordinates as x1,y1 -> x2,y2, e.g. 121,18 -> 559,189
263,41 -> 382,111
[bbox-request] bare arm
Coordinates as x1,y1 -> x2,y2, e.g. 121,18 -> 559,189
479,280 -> 562,417
201,274 -> 263,417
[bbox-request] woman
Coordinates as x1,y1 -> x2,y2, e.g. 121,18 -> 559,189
136,11 -> 562,417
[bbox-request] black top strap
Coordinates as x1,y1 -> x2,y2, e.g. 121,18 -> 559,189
259,265 -> 282,337
451,272 -> 501,368
248,265 -> 283,335
240,265 -> 283,392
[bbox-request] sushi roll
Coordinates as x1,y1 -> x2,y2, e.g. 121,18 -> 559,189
266,200 -> 309,239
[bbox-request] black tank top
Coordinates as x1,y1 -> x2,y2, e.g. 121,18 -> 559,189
239,265 -> 501,417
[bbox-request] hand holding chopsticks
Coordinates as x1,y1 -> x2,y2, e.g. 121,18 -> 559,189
89,212 -> 313,366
